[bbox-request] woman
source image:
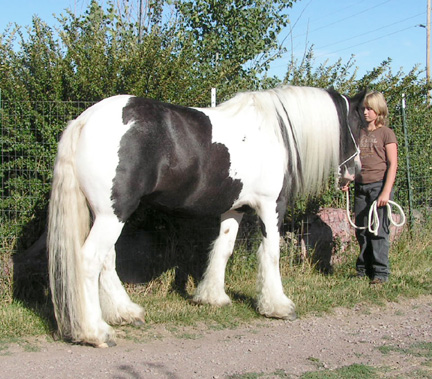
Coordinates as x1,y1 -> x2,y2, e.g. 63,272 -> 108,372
345,91 -> 398,284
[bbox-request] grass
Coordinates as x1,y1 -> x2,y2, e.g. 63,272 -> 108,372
0,219 -> 431,343
300,363 -> 377,378
227,364 -> 378,378
379,342 -> 432,358
0,301 -> 51,339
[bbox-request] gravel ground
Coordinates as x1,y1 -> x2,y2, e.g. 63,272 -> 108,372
1,295 -> 431,378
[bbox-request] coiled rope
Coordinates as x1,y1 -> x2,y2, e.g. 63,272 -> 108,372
345,190 -> 406,236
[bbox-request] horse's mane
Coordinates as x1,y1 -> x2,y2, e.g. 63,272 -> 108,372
217,85 -> 341,196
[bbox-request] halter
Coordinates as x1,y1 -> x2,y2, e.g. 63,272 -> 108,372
338,95 -> 360,170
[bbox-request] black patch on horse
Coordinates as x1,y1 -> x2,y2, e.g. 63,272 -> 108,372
326,88 -> 367,188
111,97 -> 243,222
326,88 -> 350,158
326,88 -> 366,159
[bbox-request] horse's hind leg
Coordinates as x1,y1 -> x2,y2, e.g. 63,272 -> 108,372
99,247 -> 145,326
79,215 -> 125,347
194,210 -> 243,306
255,202 -> 296,320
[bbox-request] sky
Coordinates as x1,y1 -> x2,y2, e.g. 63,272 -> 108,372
270,0 -> 428,79
0,0 -> 428,80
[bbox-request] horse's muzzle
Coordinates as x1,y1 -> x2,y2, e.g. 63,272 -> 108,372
339,155 -> 361,187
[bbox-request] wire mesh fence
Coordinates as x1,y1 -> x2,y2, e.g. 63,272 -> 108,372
1,100 -> 93,244
0,100 -> 94,300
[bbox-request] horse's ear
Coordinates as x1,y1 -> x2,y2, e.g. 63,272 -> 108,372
326,86 -> 337,96
349,88 -> 367,107
348,88 -> 368,130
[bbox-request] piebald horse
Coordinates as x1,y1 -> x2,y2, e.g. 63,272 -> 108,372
48,85 -> 365,347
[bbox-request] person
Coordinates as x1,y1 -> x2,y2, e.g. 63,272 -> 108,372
343,91 -> 398,284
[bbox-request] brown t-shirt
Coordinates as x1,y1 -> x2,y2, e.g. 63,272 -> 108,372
356,126 -> 398,184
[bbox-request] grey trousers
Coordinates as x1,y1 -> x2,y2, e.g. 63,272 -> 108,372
354,181 -> 392,280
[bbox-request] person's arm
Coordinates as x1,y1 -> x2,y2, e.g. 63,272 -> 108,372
377,142 -> 397,207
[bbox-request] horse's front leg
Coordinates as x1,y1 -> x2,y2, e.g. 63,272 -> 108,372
193,210 -> 243,306
256,202 -> 297,320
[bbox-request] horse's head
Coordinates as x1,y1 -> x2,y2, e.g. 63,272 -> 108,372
338,89 -> 367,188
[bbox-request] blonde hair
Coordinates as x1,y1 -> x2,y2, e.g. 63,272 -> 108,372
364,91 -> 388,127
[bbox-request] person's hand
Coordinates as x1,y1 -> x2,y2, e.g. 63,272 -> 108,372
340,182 -> 350,192
377,192 -> 390,207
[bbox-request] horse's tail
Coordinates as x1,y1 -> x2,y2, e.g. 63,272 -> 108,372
48,117 -> 91,341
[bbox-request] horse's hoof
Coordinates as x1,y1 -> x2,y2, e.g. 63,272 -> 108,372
192,293 -> 232,307
106,339 -> 117,347
262,307 -> 297,320
258,296 -> 297,321
95,339 -> 117,348
132,318 -> 145,327
282,311 -> 297,321
51,330 -> 61,341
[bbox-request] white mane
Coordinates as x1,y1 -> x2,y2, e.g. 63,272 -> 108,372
217,85 -> 340,196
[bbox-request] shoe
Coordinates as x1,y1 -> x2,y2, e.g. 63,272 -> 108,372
370,278 -> 387,285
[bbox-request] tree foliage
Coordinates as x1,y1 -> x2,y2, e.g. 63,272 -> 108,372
0,0 -> 297,105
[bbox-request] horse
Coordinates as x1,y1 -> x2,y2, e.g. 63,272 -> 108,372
47,85 -> 366,347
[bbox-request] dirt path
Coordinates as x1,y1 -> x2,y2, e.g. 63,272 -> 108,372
1,295 -> 431,378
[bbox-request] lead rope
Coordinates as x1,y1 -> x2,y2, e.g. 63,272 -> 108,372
345,190 -> 406,236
